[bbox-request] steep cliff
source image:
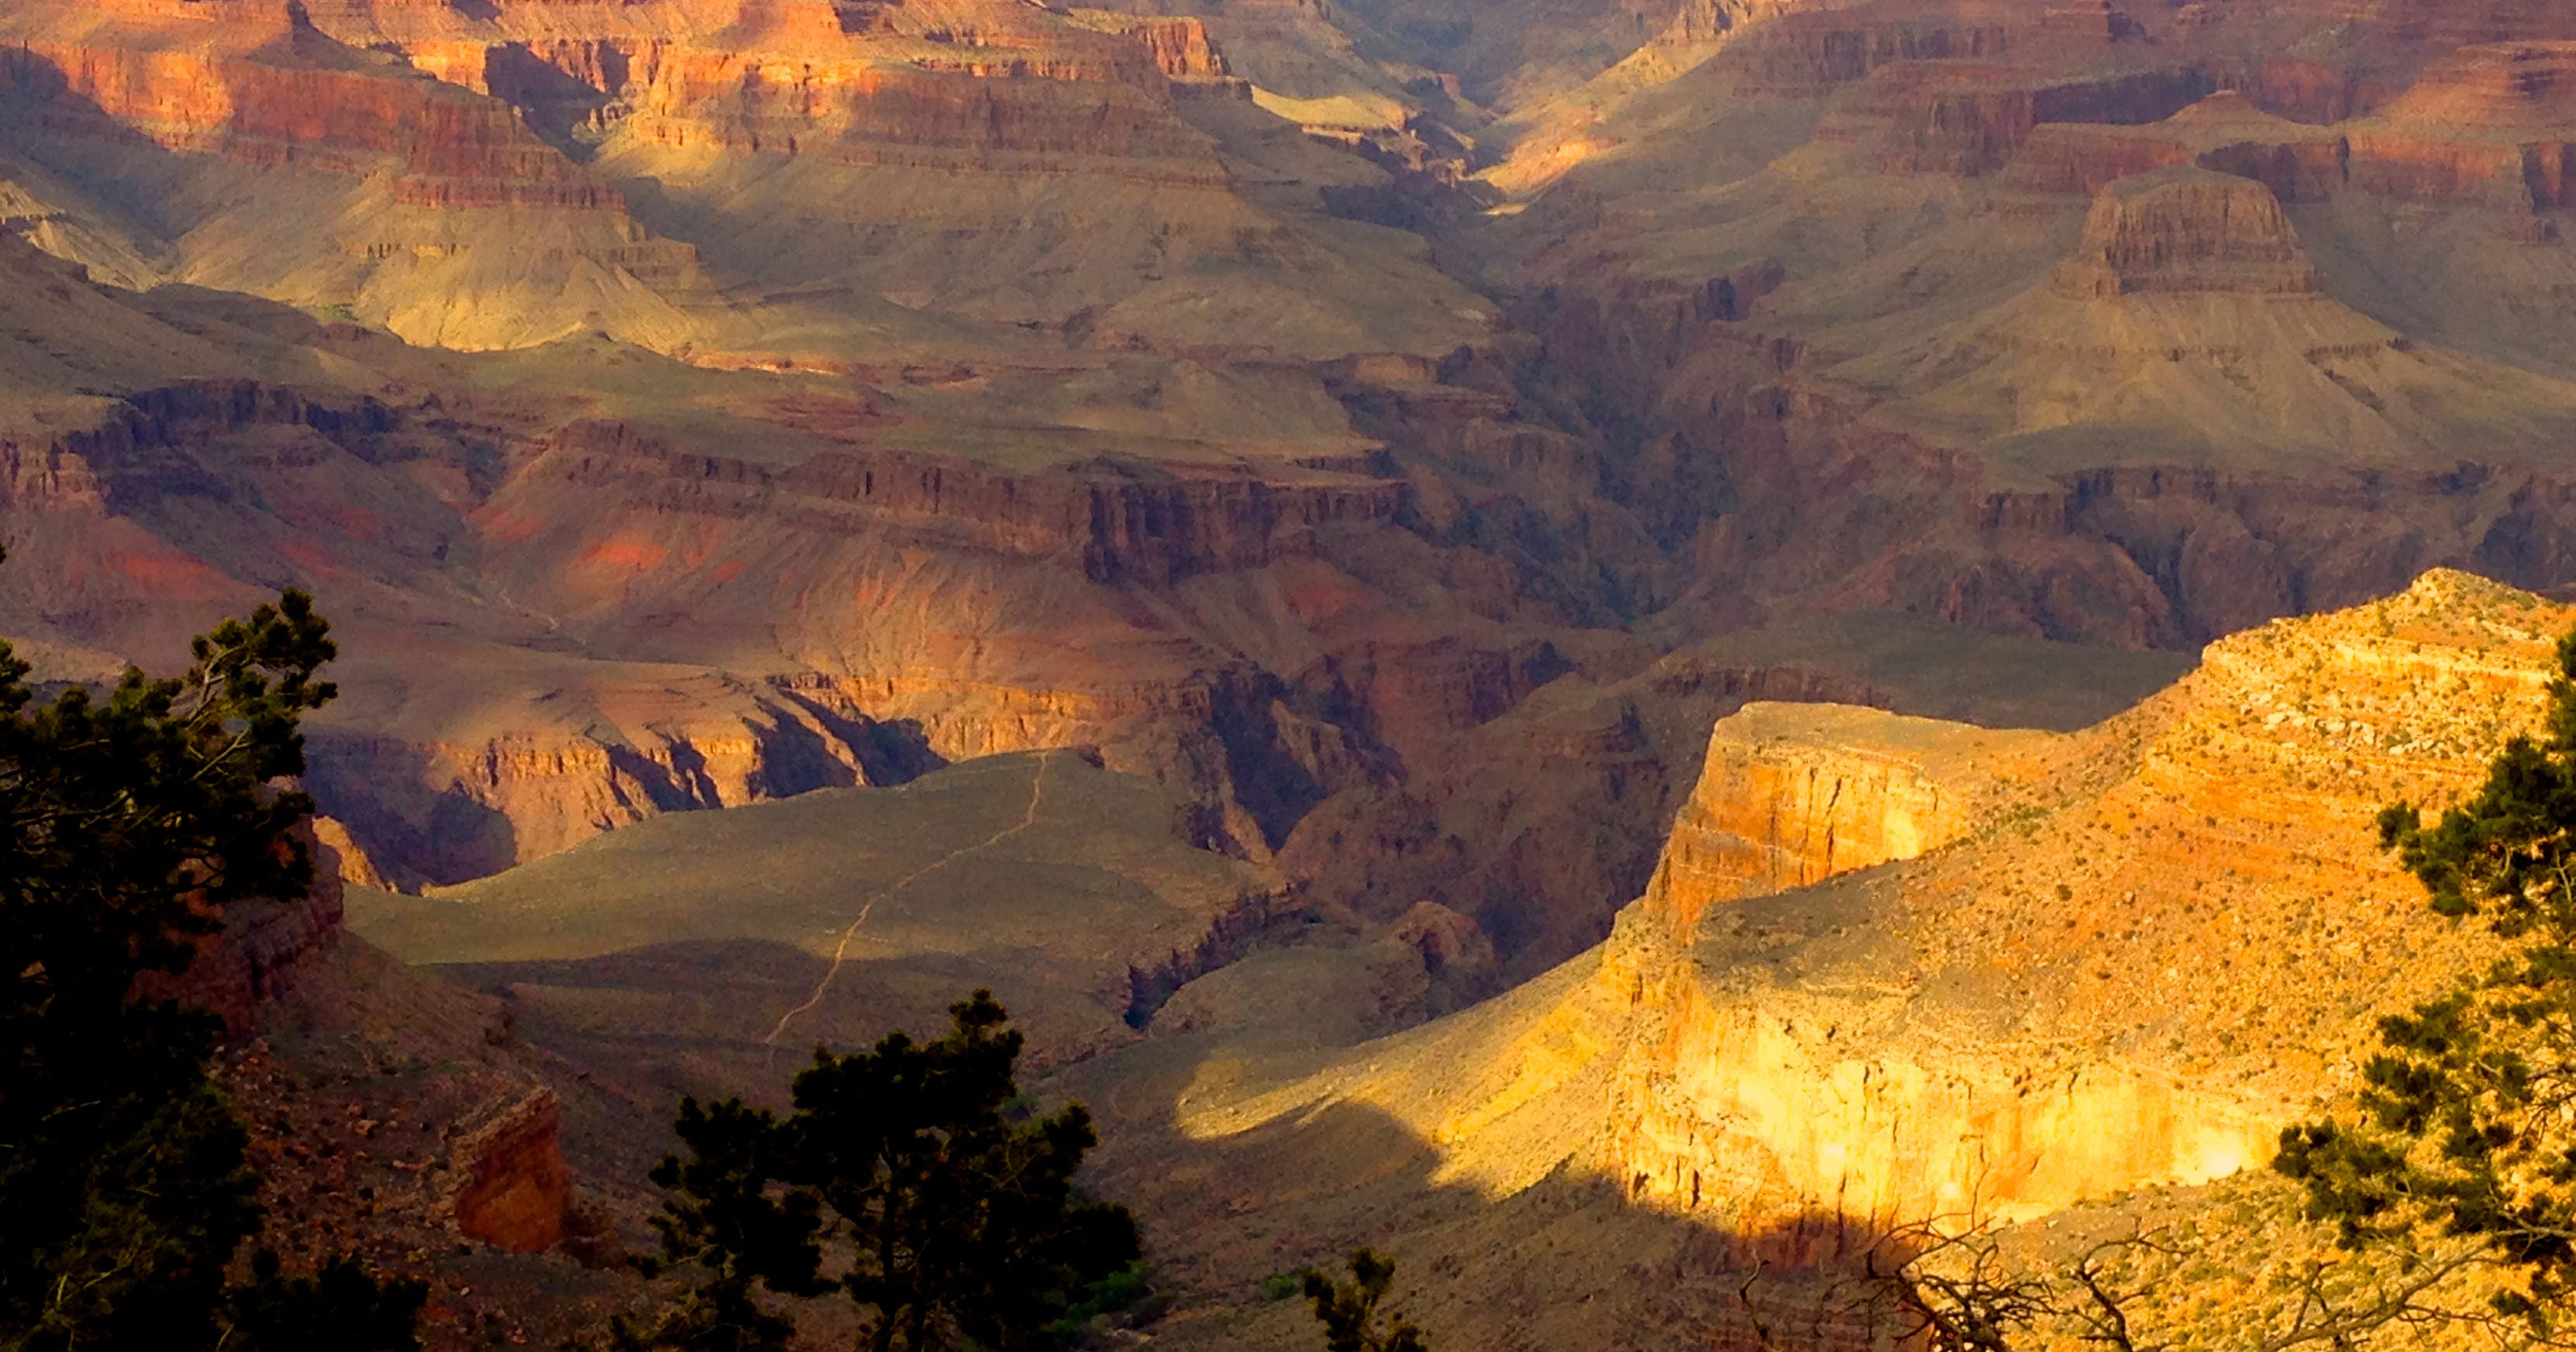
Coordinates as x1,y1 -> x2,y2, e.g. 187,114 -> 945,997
1644,703 -> 2054,934
2052,167 -> 2326,296
0,0 -> 716,352
1988,47 -> 2576,221
448,1089 -> 570,1254
1597,569 -> 2555,1233
134,825 -> 352,1041
133,824 -> 587,1333
1100,572 -> 2568,1352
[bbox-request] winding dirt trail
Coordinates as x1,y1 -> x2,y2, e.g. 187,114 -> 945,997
762,752 -> 1055,1058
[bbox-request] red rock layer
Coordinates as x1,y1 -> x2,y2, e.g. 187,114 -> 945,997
518,420 -> 1414,586
1716,11 -> 2017,96
1842,63 -> 2218,175
448,1089 -> 569,1254
1998,47 -> 2576,215
331,0 -> 1236,181
133,825 -> 349,1040
0,16 -> 621,212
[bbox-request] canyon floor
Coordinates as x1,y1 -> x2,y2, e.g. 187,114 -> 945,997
9,0 -> 2576,1345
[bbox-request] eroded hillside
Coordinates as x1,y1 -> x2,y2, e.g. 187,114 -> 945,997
7,0 -> 2576,996
13,0 -> 2576,1339
1063,570 -> 2561,1348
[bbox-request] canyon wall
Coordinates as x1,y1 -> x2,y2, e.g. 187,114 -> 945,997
134,824 -> 350,1040
1643,703 -> 2052,935
1591,570 -> 2554,1238
518,419 -> 1413,587
139,826 -> 577,1260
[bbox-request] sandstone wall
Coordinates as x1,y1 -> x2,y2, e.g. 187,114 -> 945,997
1604,936 -> 2275,1239
448,1088 -> 569,1254
1589,571 -> 2563,1243
1643,703 -> 2052,935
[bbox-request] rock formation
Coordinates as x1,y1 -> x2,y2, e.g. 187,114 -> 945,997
2052,167 -> 2326,296
449,1090 -> 570,1254
131,826 -> 348,1039
1089,571 -> 2570,1352
1644,703 -> 2054,934
126,815 -> 585,1333
1596,570 -> 2554,1232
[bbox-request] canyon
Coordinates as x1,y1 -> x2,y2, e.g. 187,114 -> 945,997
1071,568 -> 2560,1349
9,0 -> 2576,1344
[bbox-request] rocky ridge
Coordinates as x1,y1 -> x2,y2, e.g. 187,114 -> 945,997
1088,571 -> 2566,1350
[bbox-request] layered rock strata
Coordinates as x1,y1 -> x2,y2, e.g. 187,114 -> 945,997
2052,167 -> 2327,296
1998,47 -> 2576,223
516,419 -> 1413,587
1603,570 -> 2552,1233
448,1089 -> 570,1254
1644,703 -> 2054,934
1150,572 -> 2566,1271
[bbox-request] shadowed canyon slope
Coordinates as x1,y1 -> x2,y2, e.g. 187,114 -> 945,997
1060,569 -> 2564,1350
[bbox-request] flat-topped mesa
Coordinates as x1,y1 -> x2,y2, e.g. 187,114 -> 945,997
2349,42 -> 2576,212
2005,91 -> 2351,199
2054,167 -> 2325,297
1845,62 -> 2216,175
1642,703 -> 2055,937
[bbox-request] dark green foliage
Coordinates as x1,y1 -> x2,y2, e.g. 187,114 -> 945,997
1300,1249 -> 1426,1352
613,1098 -> 827,1352
621,991 -> 1141,1352
2276,627 -> 2576,1327
225,1250 -> 428,1352
1043,1263 -> 1154,1342
1260,1272 -> 1304,1302
0,583 -> 416,1352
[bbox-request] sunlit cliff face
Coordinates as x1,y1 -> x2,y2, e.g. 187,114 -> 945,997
1149,572 -> 2565,1260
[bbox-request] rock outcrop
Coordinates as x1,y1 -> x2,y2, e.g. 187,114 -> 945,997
134,817 -> 580,1280
512,419 -> 1414,587
2004,91 -> 2349,200
1144,573 -> 2566,1289
0,0 -> 713,352
134,824 -> 349,1040
2052,168 -> 2326,296
1862,65 -> 2218,176
1644,703 -> 2053,934
1992,47 -> 2576,222
448,1088 -> 570,1254
1601,570 -> 2553,1234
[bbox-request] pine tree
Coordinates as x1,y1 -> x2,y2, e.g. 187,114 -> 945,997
2277,627 -> 2576,1329
622,991 -> 1140,1352
0,582 -> 421,1351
